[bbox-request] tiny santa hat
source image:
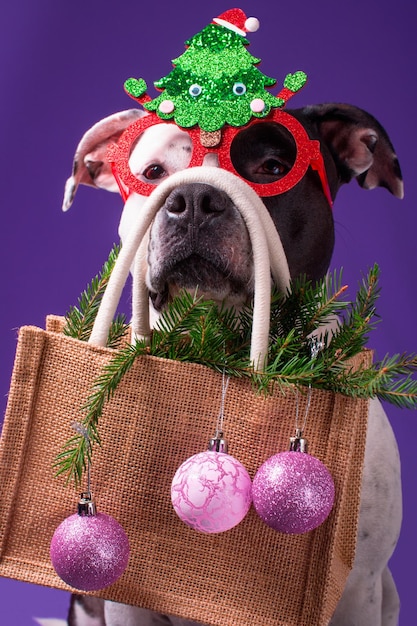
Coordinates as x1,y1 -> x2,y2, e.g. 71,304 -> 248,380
212,8 -> 260,37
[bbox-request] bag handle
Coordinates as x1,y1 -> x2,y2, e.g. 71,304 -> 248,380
89,167 -> 291,370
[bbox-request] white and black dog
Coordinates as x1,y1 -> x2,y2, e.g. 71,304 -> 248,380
62,103 -> 403,626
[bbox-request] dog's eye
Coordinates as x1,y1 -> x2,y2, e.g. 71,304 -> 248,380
260,159 -> 287,176
143,164 -> 167,181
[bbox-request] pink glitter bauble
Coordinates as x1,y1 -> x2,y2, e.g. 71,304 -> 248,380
252,451 -> 335,534
50,513 -> 130,591
171,450 -> 252,533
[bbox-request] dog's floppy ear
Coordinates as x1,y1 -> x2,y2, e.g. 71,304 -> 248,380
300,103 -> 404,199
62,109 -> 147,211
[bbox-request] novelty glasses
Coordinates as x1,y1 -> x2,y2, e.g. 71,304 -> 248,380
107,109 -> 333,207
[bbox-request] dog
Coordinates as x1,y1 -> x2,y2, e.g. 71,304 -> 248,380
61,103 -> 403,626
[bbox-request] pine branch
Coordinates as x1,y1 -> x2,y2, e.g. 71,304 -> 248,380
153,296 -> 250,375
268,269 -> 349,346
53,434 -> 90,487
54,341 -> 143,487
378,379 -> 417,409
63,243 -> 129,347
369,353 -> 417,409
54,259 -> 417,487
328,264 -> 381,359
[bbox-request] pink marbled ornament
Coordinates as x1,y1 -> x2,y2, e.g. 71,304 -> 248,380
50,512 -> 129,591
252,451 -> 335,534
171,450 -> 252,533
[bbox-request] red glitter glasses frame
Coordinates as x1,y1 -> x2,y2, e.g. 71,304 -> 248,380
107,109 -> 333,207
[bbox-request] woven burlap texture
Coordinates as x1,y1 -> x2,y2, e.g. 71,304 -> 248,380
0,316 -> 370,626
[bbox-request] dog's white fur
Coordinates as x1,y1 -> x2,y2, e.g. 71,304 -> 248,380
58,119 -> 402,626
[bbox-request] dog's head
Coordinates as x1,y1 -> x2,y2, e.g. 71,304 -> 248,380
63,104 -> 403,311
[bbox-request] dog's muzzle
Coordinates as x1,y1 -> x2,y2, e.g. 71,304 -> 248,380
147,181 -> 254,308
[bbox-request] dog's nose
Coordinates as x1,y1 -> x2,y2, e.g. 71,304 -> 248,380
164,183 -> 231,224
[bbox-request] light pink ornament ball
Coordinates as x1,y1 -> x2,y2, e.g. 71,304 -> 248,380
171,450 -> 252,533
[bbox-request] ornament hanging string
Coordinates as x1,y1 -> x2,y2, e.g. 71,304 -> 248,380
295,385 -> 312,438
295,336 -> 324,436
72,422 -> 92,497
216,371 -> 230,438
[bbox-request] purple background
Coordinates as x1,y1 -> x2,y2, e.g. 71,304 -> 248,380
0,0 -> 415,623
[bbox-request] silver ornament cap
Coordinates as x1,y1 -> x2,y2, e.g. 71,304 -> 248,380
208,431 -> 229,453
289,429 -> 308,453
77,491 -> 97,517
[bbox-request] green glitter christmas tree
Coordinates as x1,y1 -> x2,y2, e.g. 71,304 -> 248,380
124,9 -> 307,137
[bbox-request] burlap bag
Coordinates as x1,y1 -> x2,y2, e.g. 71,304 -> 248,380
0,169 -> 370,625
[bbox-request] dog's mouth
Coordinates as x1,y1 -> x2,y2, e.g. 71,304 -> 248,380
148,253 -> 254,311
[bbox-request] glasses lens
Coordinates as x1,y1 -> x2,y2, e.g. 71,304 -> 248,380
128,124 -> 193,188
229,122 -> 297,187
